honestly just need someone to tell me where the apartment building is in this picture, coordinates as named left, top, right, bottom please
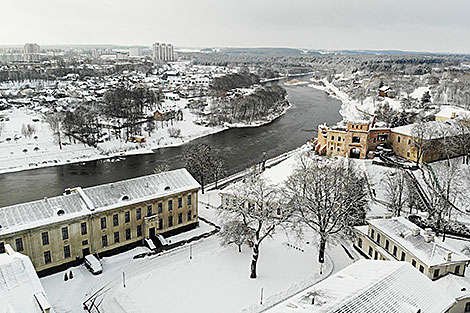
left=152, top=42, right=175, bottom=62
left=0, top=169, right=200, bottom=276
left=353, top=216, right=470, bottom=281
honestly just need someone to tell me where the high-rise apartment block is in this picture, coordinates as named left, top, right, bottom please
left=23, top=43, right=40, bottom=61
left=152, top=42, right=175, bottom=62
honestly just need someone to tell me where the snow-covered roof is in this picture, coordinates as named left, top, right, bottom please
left=369, top=217, right=470, bottom=267
left=81, top=168, right=201, bottom=211
left=434, top=273, right=470, bottom=301
left=0, top=244, right=53, bottom=313
left=0, top=169, right=200, bottom=236
left=271, top=260, right=455, bottom=313
left=391, top=119, right=461, bottom=139
left=0, top=193, right=89, bottom=236
left=379, top=86, right=391, bottom=91
left=435, top=105, right=470, bottom=120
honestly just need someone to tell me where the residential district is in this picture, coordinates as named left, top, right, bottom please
left=2, top=43, right=470, bottom=313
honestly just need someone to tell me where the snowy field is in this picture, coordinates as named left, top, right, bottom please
left=0, top=108, right=101, bottom=173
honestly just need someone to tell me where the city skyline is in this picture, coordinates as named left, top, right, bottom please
left=2, top=0, right=470, bottom=54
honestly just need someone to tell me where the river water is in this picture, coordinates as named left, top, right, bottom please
left=0, top=77, right=342, bottom=207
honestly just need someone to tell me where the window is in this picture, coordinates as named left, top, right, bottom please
left=376, top=233, right=381, bottom=244
left=337, top=148, right=340, bottom=151
left=373, top=138, right=376, bottom=143
left=81, top=222, right=87, bottom=235
left=44, top=251, right=51, bottom=264
left=168, top=215, right=173, bottom=227
left=368, top=247, right=373, bottom=257
left=125, top=211, right=130, bottom=223
left=187, top=210, right=192, bottom=221
left=419, top=265, right=424, bottom=273
left=408, top=139, right=411, bottom=145
left=136, top=208, right=142, bottom=220
left=102, top=235, right=108, bottom=248
left=465, top=302, right=470, bottom=312
left=168, top=200, right=173, bottom=211
left=370, top=229, right=375, bottom=239
left=352, top=136, right=360, bottom=143
left=147, top=205, right=153, bottom=217
left=338, top=137, right=341, bottom=142
left=126, top=228, right=131, bottom=240
left=330, top=147, right=333, bottom=150
left=331, top=135, right=335, bottom=140
left=62, top=226, right=69, bottom=240
left=42, top=232, right=49, bottom=245
left=159, top=218, right=164, bottom=230
left=158, top=202, right=163, bottom=213
left=178, top=197, right=183, bottom=208
left=113, top=214, right=119, bottom=227
left=187, top=195, right=192, bottom=206
left=137, top=225, right=142, bottom=237
left=101, top=217, right=107, bottom=230
left=64, top=245, right=71, bottom=259
left=0, top=242, right=4, bottom=254
left=178, top=213, right=183, bottom=224
left=358, top=238, right=362, bottom=248
left=412, top=259, right=417, bottom=267
left=397, top=136, right=401, bottom=143
left=374, top=251, right=378, bottom=260
left=114, top=231, right=120, bottom=244
left=82, top=240, right=88, bottom=246
left=401, top=251, right=406, bottom=261
left=277, top=207, right=282, bottom=215
left=407, top=152, right=410, bottom=157
left=433, top=268, right=440, bottom=278
left=456, top=265, right=461, bottom=275
left=393, top=246, right=397, bottom=257
left=385, top=240, right=389, bottom=251
left=15, top=238, right=24, bottom=252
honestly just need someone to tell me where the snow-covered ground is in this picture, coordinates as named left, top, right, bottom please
left=40, top=146, right=360, bottom=313
left=0, top=108, right=102, bottom=173
left=0, top=95, right=290, bottom=174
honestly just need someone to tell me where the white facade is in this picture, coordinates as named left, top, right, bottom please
left=152, top=42, right=175, bottom=62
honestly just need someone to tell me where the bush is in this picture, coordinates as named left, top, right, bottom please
left=168, top=127, right=182, bottom=138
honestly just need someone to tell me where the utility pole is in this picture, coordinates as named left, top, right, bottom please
left=260, top=287, right=264, bottom=305
left=190, top=244, right=192, bottom=260
left=123, top=272, right=126, bottom=288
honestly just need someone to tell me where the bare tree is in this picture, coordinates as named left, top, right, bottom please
left=45, top=113, right=63, bottom=149
left=285, top=154, right=368, bottom=264
left=218, top=219, right=251, bottom=253
left=218, top=172, right=291, bottom=278
left=383, top=169, right=408, bottom=217
left=411, top=121, right=434, bottom=164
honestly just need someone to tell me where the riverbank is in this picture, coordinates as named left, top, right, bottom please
left=0, top=96, right=292, bottom=175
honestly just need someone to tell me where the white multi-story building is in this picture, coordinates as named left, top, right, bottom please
left=152, top=42, right=175, bottom=62
left=129, top=47, right=141, bottom=57
left=24, top=43, right=40, bottom=61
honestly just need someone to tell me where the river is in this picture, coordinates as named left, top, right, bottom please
left=0, top=76, right=342, bottom=207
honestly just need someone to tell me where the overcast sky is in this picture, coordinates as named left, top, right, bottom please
left=2, top=0, right=469, bottom=53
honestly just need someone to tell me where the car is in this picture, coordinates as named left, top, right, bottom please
left=84, top=254, right=102, bottom=275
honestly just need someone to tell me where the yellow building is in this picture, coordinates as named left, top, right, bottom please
left=0, top=168, right=200, bottom=276
left=353, top=216, right=470, bottom=281
left=315, top=121, right=391, bottom=159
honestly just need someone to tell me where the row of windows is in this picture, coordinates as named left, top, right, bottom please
left=43, top=245, right=71, bottom=265
left=102, top=225, right=142, bottom=247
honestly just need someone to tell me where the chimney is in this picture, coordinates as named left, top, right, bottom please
left=424, top=229, right=435, bottom=243
left=383, top=213, right=392, bottom=219
left=412, top=228, right=420, bottom=236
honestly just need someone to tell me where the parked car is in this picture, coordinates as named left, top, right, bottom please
left=84, top=254, right=102, bottom=275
